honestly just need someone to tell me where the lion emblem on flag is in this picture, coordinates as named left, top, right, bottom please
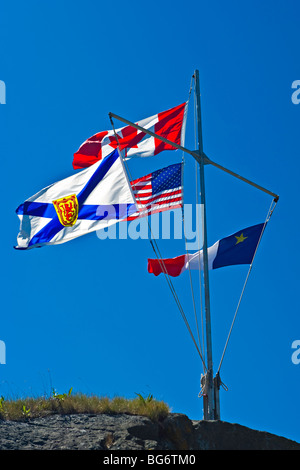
left=52, top=194, right=79, bottom=227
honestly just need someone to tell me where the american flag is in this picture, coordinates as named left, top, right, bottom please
left=128, top=163, right=183, bottom=220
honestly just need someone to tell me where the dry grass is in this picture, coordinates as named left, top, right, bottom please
left=0, top=393, right=170, bottom=422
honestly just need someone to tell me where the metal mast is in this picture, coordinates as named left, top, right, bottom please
left=194, top=70, right=215, bottom=420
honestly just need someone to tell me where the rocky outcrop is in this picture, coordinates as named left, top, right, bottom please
left=0, top=413, right=299, bottom=450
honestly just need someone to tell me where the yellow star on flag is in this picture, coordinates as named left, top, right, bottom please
left=235, top=232, right=248, bottom=245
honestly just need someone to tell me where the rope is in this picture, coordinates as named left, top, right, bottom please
left=198, top=372, right=208, bottom=398
left=180, top=77, right=206, bottom=369
left=217, top=198, right=278, bottom=373
left=182, top=76, right=206, bottom=370
left=149, top=238, right=206, bottom=364
left=182, top=155, right=207, bottom=371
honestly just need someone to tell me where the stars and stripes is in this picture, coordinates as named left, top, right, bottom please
left=128, top=163, right=183, bottom=220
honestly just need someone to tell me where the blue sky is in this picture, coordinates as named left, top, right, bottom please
left=1, top=0, right=300, bottom=443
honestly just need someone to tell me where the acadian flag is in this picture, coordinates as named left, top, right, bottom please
left=15, top=150, right=137, bottom=250
left=148, top=223, right=265, bottom=277
left=73, top=102, right=188, bottom=169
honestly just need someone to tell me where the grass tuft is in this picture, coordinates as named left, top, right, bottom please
left=0, top=393, right=170, bottom=423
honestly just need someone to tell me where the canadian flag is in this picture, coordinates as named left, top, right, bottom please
left=73, top=102, right=187, bottom=170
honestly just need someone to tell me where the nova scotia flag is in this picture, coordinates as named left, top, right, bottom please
left=15, top=150, right=137, bottom=249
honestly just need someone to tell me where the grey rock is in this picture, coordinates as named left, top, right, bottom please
left=0, top=413, right=299, bottom=450
left=193, top=420, right=300, bottom=450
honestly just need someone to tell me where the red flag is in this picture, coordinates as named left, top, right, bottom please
left=148, top=254, right=186, bottom=277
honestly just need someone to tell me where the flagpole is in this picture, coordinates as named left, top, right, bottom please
left=194, top=70, right=215, bottom=420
